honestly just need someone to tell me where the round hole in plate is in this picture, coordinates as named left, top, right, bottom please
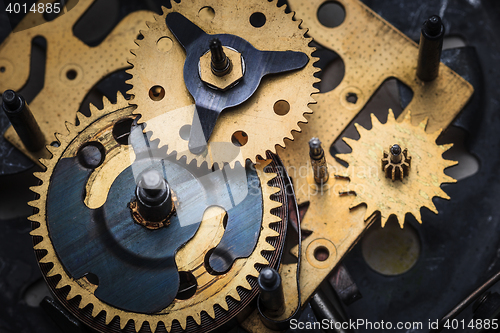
left=157, top=36, right=173, bottom=52
left=84, top=273, right=99, bottom=285
left=179, top=124, right=191, bottom=141
left=137, top=33, right=144, bottom=40
left=314, top=246, right=330, bottom=261
left=50, top=141, right=60, bottom=147
left=274, top=100, right=290, bottom=116
left=66, top=69, right=77, bottom=80
left=175, top=271, right=197, bottom=300
left=0, top=66, right=5, bottom=73
left=346, top=92, right=358, bottom=104
left=77, top=141, right=106, bottom=169
left=231, top=131, right=248, bottom=147
left=317, top=1, right=346, bottom=28
left=112, top=118, right=134, bottom=145
left=361, top=217, right=421, bottom=276
left=199, top=6, right=215, bottom=21
left=149, top=85, right=165, bottom=101
left=250, top=12, right=266, bottom=28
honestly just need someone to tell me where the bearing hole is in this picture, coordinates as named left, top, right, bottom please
left=149, top=85, right=165, bottom=101
left=66, top=69, right=77, bottom=80
left=231, top=131, right=248, bottom=147
left=137, top=33, right=144, bottom=40
left=317, top=1, right=346, bottom=28
left=314, top=246, right=330, bottom=261
left=157, top=36, right=173, bottom=52
left=273, top=100, right=290, bottom=116
left=77, top=141, right=105, bottom=169
left=84, top=273, right=99, bottom=285
left=0, top=66, right=5, bottom=73
left=50, top=141, right=60, bottom=147
left=179, top=124, right=191, bottom=141
left=199, top=6, right=215, bottom=21
left=346, top=92, right=358, bottom=104
left=112, top=118, right=134, bottom=145
left=175, top=271, right=197, bottom=300
left=250, top=12, right=266, bottom=28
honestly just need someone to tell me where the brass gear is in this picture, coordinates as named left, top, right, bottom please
left=336, top=109, right=458, bottom=227
left=127, top=0, right=318, bottom=168
left=28, top=93, right=285, bottom=332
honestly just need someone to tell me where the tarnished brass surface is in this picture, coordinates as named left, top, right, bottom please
left=0, top=0, right=153, bottom=164
left=243, top=0, right=474, bottom=331
left=199, top=46, right=243, bottom=91
left=29, top=93, right=284, bottom=332
left=128, top=0, right=318, bottom=167
left=337, top=110, right=457, bottom=227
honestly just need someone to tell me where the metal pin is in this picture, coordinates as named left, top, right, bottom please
left=135, top=169, right=173, bottom=222
left=309, top=137, right=329, bottom=184
left=417, top=15, right=445, bottom=82
left=390, top=144, right=402, bottom=164
left=2, top=89, right=45, bottom=152
left=258, top=267, right=285, bottom=317
left=210, top=38, right=232, bottom=76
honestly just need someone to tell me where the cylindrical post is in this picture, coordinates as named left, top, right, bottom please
left=210, top=38, right=232, bottom=76
left=2, top=89, right=45, bottom=152
left=258, top=267, right=285, bottom=317
left=135, top=169, right=173, bottom=222
left=417, top=15, right=445, bottom=82
left=309, top=137, right=329, bottom=184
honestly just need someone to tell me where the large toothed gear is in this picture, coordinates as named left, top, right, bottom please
left=127, top=0, right=318, bottom=168
left=28, top=93, right=287, bottom=333
left=336, top=109, right=458, bottom=227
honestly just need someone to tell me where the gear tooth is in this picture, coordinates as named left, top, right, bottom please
left=414, top=210, right=423, bottom=224
left=149, top=320, right=160, bottom=333
left=66, top=287, right=79, bottom=301
left=102, top=95, right=111, bottom=108
left=220, top=298, right=229, bottom=311
left=380, top=215, right=388, bottom=227
left=440, top=143, right=454, bottom=153
left=335, top=153, right=350, bottom=165
left=397, top=217, right=405, bottom=228
left=105, top=313, right=115, bottom=326
left=191, top=312, right=202, bottom=326
left=387, top=108, right=396, bottom=122
left=445, top=159, right=458, bottom=168
left=89, top=103, right=100, bottom=116
left=438, top=188, right=451, bottom=200
left=46, top=267, right=58, bottom=277
left=120, top=318, right=129, bottom=330
left=370, top=113, right=380, bottom=126
left=134, top=319, right=142, bottom=332
left=240, top=278, right=253, bottom=290
left=442, top=174, right=457, bottom=184
left=54, top=278, right=66, bottom=289
left=78, top=297, right=90, bottom=309
left=229, top=289, right=241, bottom=302
left=427, top=200, right=439, bottom=214
left=205, top=306, right=216, bottom=319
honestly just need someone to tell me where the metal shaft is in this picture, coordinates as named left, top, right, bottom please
left=417, top=15, right=445, bottom=82
left=2, top=89, right=45, bottom=152
left=390, top=144, right=402, bottom=164
left=309, top=137, right=329, bottom=184
left=210, top=38, right=232, bottom=76
left=310, top=289, right=354, bottom=333
left=258, top=267, right=285, bottom=317
left=135, top=169, right=172, bottom=222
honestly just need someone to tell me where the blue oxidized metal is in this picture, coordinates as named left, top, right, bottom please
left=46, top=154, right=263, bottom=314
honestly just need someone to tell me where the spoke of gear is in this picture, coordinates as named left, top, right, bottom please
left=335, top=109, right=458, bottom=227
left=127, top=0, right=318, bottom=168
left=28, top=93, right=285, bottom=333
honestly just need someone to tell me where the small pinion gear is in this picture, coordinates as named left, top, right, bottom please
left=381, top=144, right=411, bottom=181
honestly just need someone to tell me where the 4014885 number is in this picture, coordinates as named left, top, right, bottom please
left=5, top=2, right=61, bottom=14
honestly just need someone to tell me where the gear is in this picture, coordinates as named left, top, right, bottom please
left=127, top=0, right=318, bottom=168
left=28, top=93, right=287, bottom=333
left=336, top=109, right=457, bottom=227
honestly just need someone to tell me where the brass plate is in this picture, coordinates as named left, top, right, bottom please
left=0, top=0, right=153, bottom=165
left=244, top=0, right=474, bottom=331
